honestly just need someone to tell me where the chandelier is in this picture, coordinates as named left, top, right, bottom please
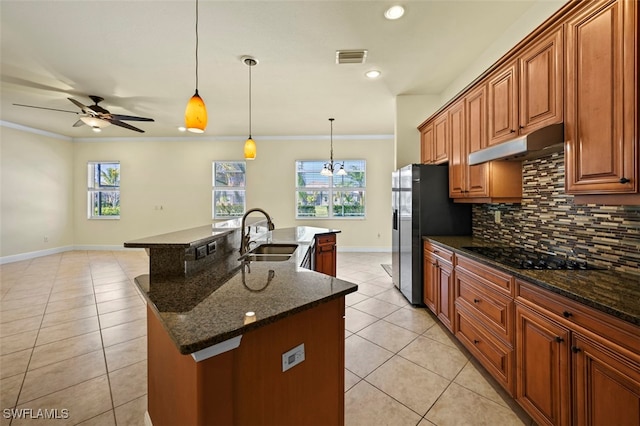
left=320, top=118, right=347, bottom=176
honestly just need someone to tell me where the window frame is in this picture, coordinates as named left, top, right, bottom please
left=295, top=159, right=366, bottom=220
left=212, top=161, right=247, bottom=219
left=87, top=161, right=121, bottom=220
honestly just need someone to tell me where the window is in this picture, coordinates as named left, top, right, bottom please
left=296, top=160, right=366, bottom=219
left=213, top=161, right=246, bottom=218
left=88, top=162, right=120, bottom=219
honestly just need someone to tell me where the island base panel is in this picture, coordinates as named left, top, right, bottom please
left=147, top=297, right=346, bottom=426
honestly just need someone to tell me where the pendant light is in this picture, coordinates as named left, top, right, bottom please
left=184, top=0, right=207, bottom=133
left=243, top=56, right=258, bottom=160
left=321, top=118, right=347, bottom=176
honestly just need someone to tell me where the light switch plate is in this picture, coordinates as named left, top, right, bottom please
left=282, top=343, right=305, bottom=372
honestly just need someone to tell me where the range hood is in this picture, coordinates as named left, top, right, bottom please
left=468, top=123, right=564, bottom=165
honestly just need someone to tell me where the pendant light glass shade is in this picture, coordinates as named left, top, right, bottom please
left=185, top=90, right=207, bottom=133
left=244, top=137, right=256, bottom=160
left=185, top=0, right=207, bottom=133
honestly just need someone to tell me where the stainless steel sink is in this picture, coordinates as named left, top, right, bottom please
left=250, top=244, right=298, bottom=255
left=242, top=254, right=291, bottom=262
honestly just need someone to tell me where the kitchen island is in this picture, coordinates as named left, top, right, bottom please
left=124, top=223, right=356, bottom=426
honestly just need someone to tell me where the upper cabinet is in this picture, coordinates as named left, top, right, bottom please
left=564, top=0, right=638, bottom=198
left=487, top=27, right=563, bottom=147
left=419, top=112, right=449, bottom=165
left=420, top=122, right=434, bottom=164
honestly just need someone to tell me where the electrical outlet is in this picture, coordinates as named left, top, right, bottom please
left=43, top=236, right=49, bottom=243
left=282, top=343, right=305, bottom=372
left=494, top=211, right=501, bottom=224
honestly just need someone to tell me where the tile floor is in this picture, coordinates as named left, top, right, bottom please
left=0, top=250, right=533, bottom=425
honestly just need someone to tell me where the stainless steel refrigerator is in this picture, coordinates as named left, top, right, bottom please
left=392, top=164, right=472, bottom=304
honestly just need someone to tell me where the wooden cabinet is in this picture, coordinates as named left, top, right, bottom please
left=314, top=233, right=336, bottom=277
left=420, top=122, right=434, bottom=164
left=516, top=278, right=640, bottom=426
left=433, top=112, right=449, bottom=164
left=423, top=241, right=455, bottom=332
left=448, top=99, right=466, bottom=195
left=488, top=61, right=519, bottom=146
left=565, top=0, right=638, bottom=198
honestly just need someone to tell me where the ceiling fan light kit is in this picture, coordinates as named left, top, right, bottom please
left=243, top=56, right=258, bottom=160
left=185, top=0, right=207, bottom=133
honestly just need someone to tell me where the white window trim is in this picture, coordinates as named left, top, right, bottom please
left=212, top=161, right=247, bottom=219
left=87, top=161, right=121, bottom=220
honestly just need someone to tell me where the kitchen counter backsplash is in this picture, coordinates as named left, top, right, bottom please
left=472, top=152, right=640, bottom=276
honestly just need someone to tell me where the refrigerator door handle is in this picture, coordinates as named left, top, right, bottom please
left=392, top=209, right=398, bottom=230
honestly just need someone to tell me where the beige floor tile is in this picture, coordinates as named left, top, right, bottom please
left=94, top=287, right=139, bottom=304
left=345, top=369, right=360, bottom=392
left=2, top=287, right=51, bottom=302
left=0, top=304, right=46, bottom=324
left=0, top=372, right=24, bottom=409
left=357, top=320, right=419, bottom=353
left=422, top=322, right=461, bottom=349
left=13, top=375, right=112, bottom=426
left=383, top=307, right=437, bottom=334
left=398, top=336, right=468, bottom=380
left=36, top=316, right=100, bottom=346
left=93, top=281, right=133, bottom=294
left=104, top=336, right=146, bottom=372
left=29, top=331, right=103, bottom=370
left=45, top=295, right=96, bottom=314
left=350, top=282, right=387, bottom=297
left=0, top=349, right=31, bottom=379
left=76, top=410, right=116, bottom=426
left=0, top=294, right=50, bottom=310
left=48, top=287, right=94, bottom=303
left=417, top=419, right=437, bottom=426
left=18, top=349, right=106, bottom=404
left=352, top=298, right=401, bottom=318
left=99, top=306, right=146, bottom=329
left=425, top=382, right=530, bottom=426
left=108, top=360, right=147, bottom=407
left=373, top=288, right=410, bottom=307
left=345, top=381, right=422, bottom=426
left=0, top=315, right=42, bottom=338
left=345, top=307, right=379, bottom=333
left=41, top=304, right=97, bottom=328
left=97, top=296, right=143, bottom=315
left=366, top=355, right=450, bottom=415
left=51, top=279, right=93, bottom=293
left=101, top=318, right=146, bottom=348
left=345, top=292, right=369, bottom=306
left=91, top=275, right=130, bottom=287
left=364, top=277, right=395, bottom=288
left=345, top=334, right=393, bottom=378
left=114, top=394, right=147, bottom=425
left=0, top=330, right=38, bottom=356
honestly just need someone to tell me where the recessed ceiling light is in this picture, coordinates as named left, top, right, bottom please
left=384, top=5, right=405, bottom=20
left=366, top=70, right=382, bottom=79
left=178, top=126, right=187, bottom=132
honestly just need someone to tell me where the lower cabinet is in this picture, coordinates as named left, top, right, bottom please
left=423, top=242, right=455, bottom=332
left=314, top=233, right=336, bottom=277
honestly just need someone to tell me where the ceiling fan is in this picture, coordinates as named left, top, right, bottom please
left=13, top=95, right=154, bottom=133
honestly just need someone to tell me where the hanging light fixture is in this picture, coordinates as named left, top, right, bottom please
left=184, top=0, right=207, bottom=133
left=321, top=118, right=347, bottom=177
left=242, top=56, right=258, bottom=160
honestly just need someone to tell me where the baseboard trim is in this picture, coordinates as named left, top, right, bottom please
left=0, top=245, right=144, bottom=265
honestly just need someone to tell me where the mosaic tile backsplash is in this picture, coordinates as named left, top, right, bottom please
left=472, top=152, right=640, bottom=275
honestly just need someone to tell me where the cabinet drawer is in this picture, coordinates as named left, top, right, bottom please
left=456, top=270, right=514, bottom=344
left=456, top=306, right=515, bottom=395
left=456, top=255, right=514, bottom=296
left=316, top=234, right=336, bottom=245
left=516, top=279, right=640, bottom=356
left=424, top=241, right=454, bottom=263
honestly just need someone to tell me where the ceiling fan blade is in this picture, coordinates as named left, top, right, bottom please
left=105, top=118, right=145, bottom=133
left=67, top=97, right=91, bottom=114
left=111, top=114, right=154, bottom=122
left=13, top=103, right=78, bottom=114
left=72, top=119, right=85, bottom=127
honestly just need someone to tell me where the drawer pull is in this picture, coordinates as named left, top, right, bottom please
left=572, top=346, right=581, bottom=353
left=619, top=177, right=630, bottom=184
left=473, top=339, right=480, bottom=344
left=555, top=336, right=564, bottom=343
left=562, top=311, right=573, bottom=318
left=433, top=250, right=439, bottom=254
left=473, top=298, right=480, bottom=304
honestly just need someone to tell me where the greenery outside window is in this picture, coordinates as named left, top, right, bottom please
left=88, top=162, right=120, bottom=219
left=213, top=161, right=246, bottom=218
left=296, top=160, right=366, bottom=219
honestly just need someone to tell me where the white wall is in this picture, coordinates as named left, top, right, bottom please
left=72, top=136, right=394, bottom=251
left=394, top=95, right=441, bottom=169
left=0, top=126, right=74, bottom=258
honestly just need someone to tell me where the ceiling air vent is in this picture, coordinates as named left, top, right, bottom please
left=335, top=50, right=368, bottom=64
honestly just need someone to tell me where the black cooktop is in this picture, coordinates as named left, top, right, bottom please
left=461, top=246, right=602, bottom=270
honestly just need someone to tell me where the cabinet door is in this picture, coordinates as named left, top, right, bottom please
left=488, top=61, right=518, bottom=146
left=423, top=250, right=438, bottom=314
left=519, top=27, right=563, bottom=133
left=314, top=234, right=336, bottom=277
left=433, top=113, right=449, bottom=164
left=448, top=99, right=466, bottom=198
left=515, top=304, right=571, bottom=426
left=465, top=85, right=490, bottom=197
left=420, top=123, right=434, bottom=164
left=436, top=261, right=454, bottom=333
left=565, top=0, right=637, bottom=194
left=572, top=334, right=640, bottom=426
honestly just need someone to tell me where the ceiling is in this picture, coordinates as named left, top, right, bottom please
left=1, top=0, right=552, bottom=139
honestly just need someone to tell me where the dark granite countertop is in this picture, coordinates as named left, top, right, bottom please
left=424, top=236, right=640, bottom=326
left=135, top=226, right=355, bottom=355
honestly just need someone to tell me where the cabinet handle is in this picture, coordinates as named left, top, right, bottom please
left=519, top=125, right=524, bottom=129
left=510, top=129, right=516, bottom=133
left=433, top=250, right=439, bottom=254
left=555, top=336, right=564, bottom=343
left=473, top=298, right=480, bottom=304
left=473, top=339, right=480, bottom=344
left=571, top=346, right=581, bottom=353
left=562, top=311, right=573, bottom=318
left=619, top=177, right=630, bottom=184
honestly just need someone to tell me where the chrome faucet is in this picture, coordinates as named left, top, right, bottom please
left=239, top=208, right=275, bottom=255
